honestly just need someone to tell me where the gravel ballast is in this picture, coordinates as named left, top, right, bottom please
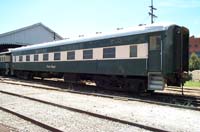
left=0, top=82, right=200, bottom=131
left=0, top=109, right=48, bottom=132
left=0, top=92, right=148, bottom=132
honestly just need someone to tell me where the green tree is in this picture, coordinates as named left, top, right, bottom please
left=189, top=52, right=200, bottom=71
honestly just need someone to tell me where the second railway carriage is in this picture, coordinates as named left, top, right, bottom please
left=0, top=51, right=12, bottom=75
left=10, top=23, right=189, bottom=92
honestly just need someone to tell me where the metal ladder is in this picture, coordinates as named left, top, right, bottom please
left=148, top=72, right=165, bottom=90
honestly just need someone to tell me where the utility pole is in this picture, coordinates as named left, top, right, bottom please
left=149, top=0, right=157, bottom=24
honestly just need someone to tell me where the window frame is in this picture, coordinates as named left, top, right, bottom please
left=130, top=45, right=137, bottom=57
left=83, top=49, right=93, bottom=59
left=43, top=53, right=49, bottom=61
left=54, top=52, right=61, bottom=61
left=149, top=35, right=161, bottom=51
left=19, top=56, right=23, bottom=62
left=67, top=51, right=75, bottom=60
left=103, top=47, right=116, bottom=59
left=26, top=55, right=30, bottom=62
left=34, top=54, right=39, bottom=61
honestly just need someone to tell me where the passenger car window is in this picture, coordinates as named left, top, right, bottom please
left=26, top=55, right=30, bottom=61
left=34, top=54, right=38, bottom=61
left=130, top=45, right=137, bottom=57
left=54, top=52, right=61, bottom=60
left=83, top=50, right=93, bottom=59
left=103, top=47, right=115, bottom=58
left=43, top=54, right=49, bottom=61
left=67, top=51, right=75, bottom=60
left=19, top=56, right=23, bottom=62
left=149, top=36, right=161, bottom=51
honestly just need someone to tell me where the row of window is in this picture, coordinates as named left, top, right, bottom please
left=0, top=56, right=5, bottom=62
left=17, top=45, right=138, bottom=62
left=0, top=56, right=10, bottom=62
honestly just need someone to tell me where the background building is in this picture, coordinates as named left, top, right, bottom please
left=0, top=23, right=63, bottom=52
left=189, top=36, right=200, bottom=57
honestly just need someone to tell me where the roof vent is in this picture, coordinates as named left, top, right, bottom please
left=78, top=35, right=84, bottom=37
left=116, top=28, right=123, bottom=30
left=138, top=24, right=146, bottom=26
left=96, top=32, right=102, bottom=34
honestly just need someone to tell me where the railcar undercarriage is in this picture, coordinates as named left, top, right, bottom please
left=13, top=70, right=148, bottom=92
left=64, top=73, right=148, bottom=92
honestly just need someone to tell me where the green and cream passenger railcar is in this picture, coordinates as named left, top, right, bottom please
left=10, top=23, right=189, bottom=92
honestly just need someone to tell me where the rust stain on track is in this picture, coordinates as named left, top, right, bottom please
left=0, top=123, right=18, bottom=132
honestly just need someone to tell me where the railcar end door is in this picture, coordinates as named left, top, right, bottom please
left=148, top=35, right=162, bottom=72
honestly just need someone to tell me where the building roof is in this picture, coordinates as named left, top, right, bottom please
left=0, top=23, right=63, bottom=40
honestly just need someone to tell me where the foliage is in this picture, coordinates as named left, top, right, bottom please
left=189, top=52, right=200, bottom=71
left=184, top=81, right=200, bottom=88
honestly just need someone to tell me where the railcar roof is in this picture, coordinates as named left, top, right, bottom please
left=0, top=51, right=11, bottom=55
left=11, top=23, right=175, bottom=52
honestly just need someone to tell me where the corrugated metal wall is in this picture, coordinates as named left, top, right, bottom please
left=0, top=25, right=61, bottom=45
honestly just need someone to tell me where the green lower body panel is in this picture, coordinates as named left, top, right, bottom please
left=0, top=63, right=6, bottom=69
left=13, top=59, right=147, bottom=76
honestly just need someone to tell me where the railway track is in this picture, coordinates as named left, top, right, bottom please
left=166, top=86, right=200, bottom=92
left=0, top=106, right=63, bottom=132
left=1, top=76, right=200, bottom=111
left=163, top=86, right=200, bottom=95
left=0, top=90, right=168, bottom=132
left=152, top=92, right=200, bottom=108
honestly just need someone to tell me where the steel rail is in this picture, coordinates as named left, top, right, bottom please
left=0, top=90, right=169, bottom=132
left=0, top=106, right=62, bottom=132
left=1, top=79, right=200, bottom=111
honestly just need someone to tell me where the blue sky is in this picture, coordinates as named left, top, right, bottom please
left=0, top=0, right=200, bottom=38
